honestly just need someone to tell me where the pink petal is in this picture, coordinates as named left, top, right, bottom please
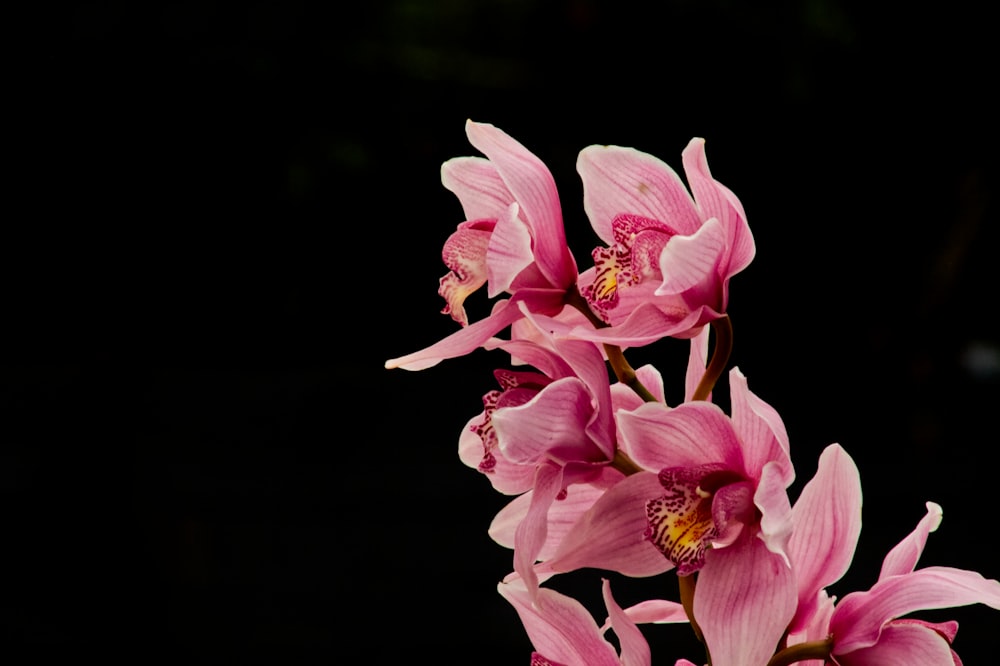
left=684, top=326, right=710, bottom=403
left=492, top=377, right=606, bottom=464
left=567, top=299, right=713, bottom=348
left=836, top=620, right=957, bottom=666
left=878, top=501, right=943, bottom=581
left=384, top=288, right=565, bottom=370
left=786, top=443, right=862, bottom=633
left=537, top=471, right=672, bottom=578
left=602, top=578, right=652, bottom=666
left=489, top=478, right=616, bottom=561
left=620, top=599, right=689, bottom=625
left=577, top=144, right=702, bottom=243
left=617, top=401, right=743, bottom=473
left=753, top=460, right=793, bottom=561
left=654, top=217, right=727, bottom=297
left=486, top=201, right=535, bottom=296
left=830, top=566, right=1000, bottom=653
left=499, top=578, right=622, bottom=666
left=513, top=462, right=565, bottom=595
left=459, top=414, right=535, bottom=495
left=465, top=120, right=575, bottom=289
left=727, top=366, right=792, bottom=485
left=680, top=138, right=755, bottom=277
left=516, top=315, right=616, bottom=448
left=694, top=534, right=797, bottom=666
left=439, top=220, right=493, bottom=325
left=441, top=155, right=514, bottom=221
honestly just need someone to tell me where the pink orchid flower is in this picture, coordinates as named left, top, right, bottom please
left=457, top=312, right=623, bottom=592
left=385, top=120, right=577, bottom=371
left=499, top=577, right=652, bottom=666
left=785, top=448, right=1000, bottom=665
left=618, top=366, right=795, bottom=573
left=570, top=138, right=754, bottom=347
left=615, top=366, right=798, bottom=666
left=827, top=502, right=1000, bottom=664
left=485, top=329, right=714, bottom=587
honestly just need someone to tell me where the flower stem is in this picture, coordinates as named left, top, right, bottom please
left=603, top=344, right=658, bottom=403
left=679, top=573, right=710, bottom=664
left=691, top=316, right=733, bottom=402
left=611, top=448, right=643, bottom=476
left=563, top=285, right=657, bottom=403
left=765, top=637, right=834, bottom=666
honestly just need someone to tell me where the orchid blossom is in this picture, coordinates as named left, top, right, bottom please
left=385, top=120, right=577, bottom=371
left=776, top=448, right=1000, bottom=666
left=619, top=366, right=794, bottom=574
left=485, top=328, right=714, bottom=588
left=827, top=502, right=1000, bottom=664
left=617, top=366, right=797, bottom=665
left=571, top=138, right=754, bottom=347
left=457, top=310, right=632, bottom=593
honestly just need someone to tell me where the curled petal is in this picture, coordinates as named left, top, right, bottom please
left=754, top=461, right=793, bottom=563
left=728, top=366, right=792, bottom=486
left=878, top=501, right=943, bottom=580
left=459, top=413, right=535, bottom=495
left=830, top=566, right=1000, bottom=654
left=603, top=578, right=652, bottom=666
left=654, top=217, right=726, bottom=297
left=439, top=220, right=493, bottom=325
left=620, top=599, right=689, bottom=625
left=493, top=377, right=610, bottom=464
left=680, top=137, right=755, bottom=277
left=499, top=578, right=622, bottom=666
left=835, top=619, right=958, bottom=666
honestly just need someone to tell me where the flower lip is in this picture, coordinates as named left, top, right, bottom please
left=645, top=464, right=750, bottom=575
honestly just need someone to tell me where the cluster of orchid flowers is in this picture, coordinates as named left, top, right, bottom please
left=385, top=120, right=1000, bottom=665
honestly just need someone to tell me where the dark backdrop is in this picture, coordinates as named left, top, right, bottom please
left=7, top=1, right=999, bottom=664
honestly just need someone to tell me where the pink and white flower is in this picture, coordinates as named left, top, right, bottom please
left=617, top=367, right=797, bottom=665
left=385, top=120, right=577, bottom=371
left=785, top=447, right=1000, bottom=665
left=571, top=138, right=754, bottom=347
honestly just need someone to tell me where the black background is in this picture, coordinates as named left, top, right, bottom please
left=7, top=1, right=999, bottom=663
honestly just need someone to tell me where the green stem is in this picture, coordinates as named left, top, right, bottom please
left=691, top=316, right=733, bottom=402
left=765, top=637, right=834, bottom=666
